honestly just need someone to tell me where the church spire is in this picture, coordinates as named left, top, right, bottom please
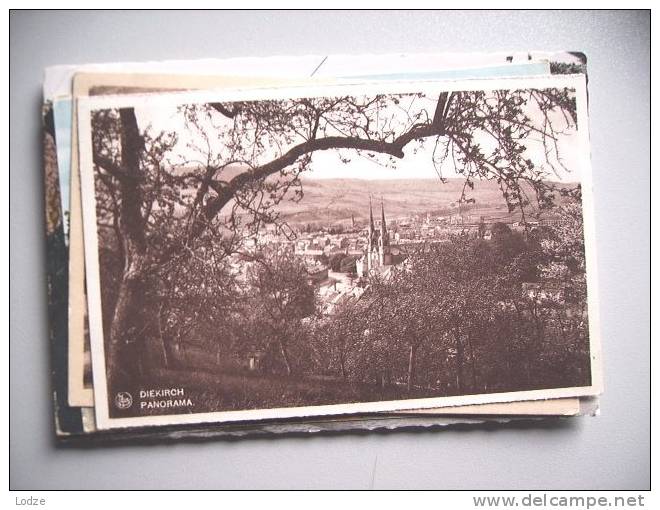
left=369, top=194, right=375, bottom=232
left=366, top=195, right=376, bottom=274
left=377, top=197, right=388, bottom=265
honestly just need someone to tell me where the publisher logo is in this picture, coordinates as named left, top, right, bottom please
left=114, top=392, right=133, bottom=410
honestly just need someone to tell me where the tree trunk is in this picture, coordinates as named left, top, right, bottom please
left=156, top=302, right=169, bottom=369
left=106, top=108, right=149, bottom=393
left=407, top=343, right=417, bottom=393
left=277, top=337, right=293, bottom=376
left=339, top=344, right=347, bottom=381
left=107, top=261, right=146, bottom=392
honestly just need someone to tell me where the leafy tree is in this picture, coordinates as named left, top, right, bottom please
left=91, top=87, right=578, bottom=389
left=245, top=248, right=317, bottom=376
left=314, top=302, right=364, bottom=380
left=328, top=253, right=344, bottom=272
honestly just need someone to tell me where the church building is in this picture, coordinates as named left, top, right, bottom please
left=356, top=197, right=395, bottom=277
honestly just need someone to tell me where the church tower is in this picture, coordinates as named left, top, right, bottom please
left=358, top=195, right=392, bottom=277
left=367, top=195, right=376, bottom=273
left=378, top=198, right=390, bottom=265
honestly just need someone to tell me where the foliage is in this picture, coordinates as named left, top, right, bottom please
left=243, top=248, right=317, bottom=375
left=283, top=201, right=590, bottom=395
left=90, top=86, right=583, bottom=394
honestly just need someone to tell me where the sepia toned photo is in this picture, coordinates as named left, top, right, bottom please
left=62, top=62, right=584, bottom=417
left=78, top=76, right=601, bottom=429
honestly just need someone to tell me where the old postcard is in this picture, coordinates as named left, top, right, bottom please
left=45, top=98, right=584, bottom=437
left=77, top=74, right=601, bottom=429
left=63, top=58, right=586, bottom=416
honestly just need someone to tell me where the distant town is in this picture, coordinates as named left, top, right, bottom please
left=227, top=196, right=566, bottom=315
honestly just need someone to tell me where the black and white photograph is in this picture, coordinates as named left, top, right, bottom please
left=78, top=75, right=601, bottom=428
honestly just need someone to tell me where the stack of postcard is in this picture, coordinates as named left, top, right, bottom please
left=42, top=52, right=602, bottom=442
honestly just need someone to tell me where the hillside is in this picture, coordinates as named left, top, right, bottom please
left=272, top=177, right=578, bottom=226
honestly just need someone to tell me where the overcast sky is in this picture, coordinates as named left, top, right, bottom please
left=135, top=88, right=583, bottom=184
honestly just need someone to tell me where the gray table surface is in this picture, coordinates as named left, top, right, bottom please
left=10, top=10, right=650, bottom=490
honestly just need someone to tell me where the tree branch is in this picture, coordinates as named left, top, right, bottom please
left=209, top=102, right=239, bottom=118
left=93, top=153, right=130, bottom=181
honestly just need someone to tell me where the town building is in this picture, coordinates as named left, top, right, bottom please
left=356, top=198, right=396, bottom=277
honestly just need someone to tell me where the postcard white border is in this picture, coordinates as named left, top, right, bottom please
left=77, top=74, right=602, bottom=430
